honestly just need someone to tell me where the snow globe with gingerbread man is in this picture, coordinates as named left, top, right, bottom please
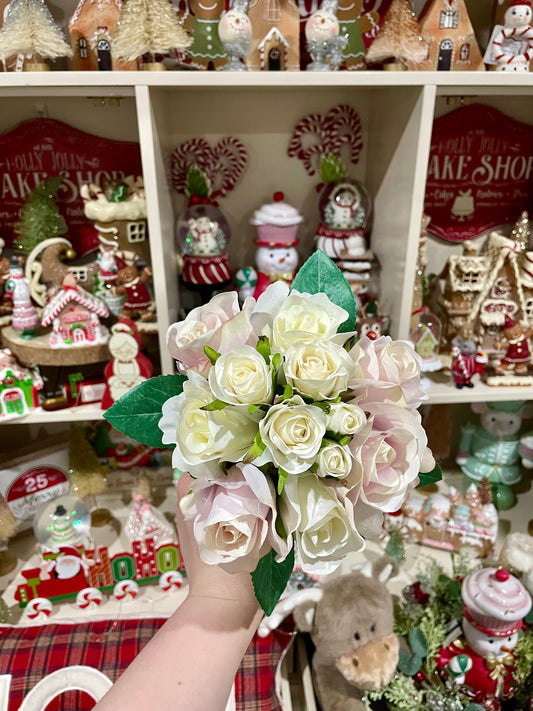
left=438, top=567, right=532, bottom=702
left=250, top=192, right=303, bottom=299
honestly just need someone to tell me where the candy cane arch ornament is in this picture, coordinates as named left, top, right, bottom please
left=491, top=0, right=533, bottom=71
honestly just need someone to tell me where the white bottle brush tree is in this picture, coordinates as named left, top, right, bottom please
left=365, top=0, right=427, bottom=69
left=112, top=0, right=191, bottom=66
left=0, top=0, right=72, bottom=69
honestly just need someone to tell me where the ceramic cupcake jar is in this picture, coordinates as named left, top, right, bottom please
left=250, top=192, right=303, bottom=299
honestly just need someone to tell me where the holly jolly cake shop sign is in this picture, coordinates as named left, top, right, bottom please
left=424, top=104, right=533, bottom=242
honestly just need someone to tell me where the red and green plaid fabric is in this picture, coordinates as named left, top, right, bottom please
left=0, top=617, right=294, bottom=710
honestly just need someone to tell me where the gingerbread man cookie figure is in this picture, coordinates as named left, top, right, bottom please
left=494, top=315, right=533, bottom=376
left=337, top=0, right=379, bottom=70
left=185, top=0, right=228, bottom=70
left=112, top=265, right=155, bottom=322
left=488, top=0, right=533, bottom=72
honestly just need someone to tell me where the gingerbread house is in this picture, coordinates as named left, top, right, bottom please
left=69, top=0, right=138, bottom=71
left=0, top=348, right=43, bottom=418
left=439, top=230, right=533, bottom=361
left=415, top=0, right=485, bottom=71
left=41, top=275, right=109, bottom=349
left=246, top=0, right=300, bottom=71
left=80, top=177, right=149, bottom=266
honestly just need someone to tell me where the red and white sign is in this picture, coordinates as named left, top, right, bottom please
left=6, top=466, right=70, bottom=520
left=425, top=104, right=533, bottom=242
left=0, top=118, right=143, bottom=256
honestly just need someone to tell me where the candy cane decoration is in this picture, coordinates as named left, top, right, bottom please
left=113, top=580, right=139, bottom=602
left=25, top=597, right=53, bottom=621
left=171, top=138, right=212, bottom=194
left=159, top=571, right=185, bottom=592
left=76, top=587, right=103, bottom=610
left=492, top=24, right=533, bottom=66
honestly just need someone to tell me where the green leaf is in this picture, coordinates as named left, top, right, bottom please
left=202, top=399, right=229, bottom=411
left=397, top=649, right=422, bottom=677
left=256, top=335, right=271, bottom=364
left=279, top=383, right=293, bottom=401
left=204, top=345, right=220, bottom=365
left=104, top=374, right=186, bottom=447
left=417, top=462, right=442, bottom=488
left=320, top=153, right=346, bottom=185
left=252, top=547, right=295, bottom=616
left=277, top=468, right=288, bottom=495
left=409, top=628, right=428, bottom=658
left=244, top=430, right=266, bottom=463
left=291, top=251, right=356, bottom=333
left=185, top=164, right=210, bottom=198
left=324, top=429, right=350, bottom=446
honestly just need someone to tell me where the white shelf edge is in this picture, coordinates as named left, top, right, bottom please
left=0, top=403, right=105, bottom=425
left=2, top=70, right=533, bottom=90
left=423, top=376, right=533, bottom=405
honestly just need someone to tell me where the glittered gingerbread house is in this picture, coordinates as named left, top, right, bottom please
left=246, top=0, right=300, bottom=70
left=415, top=0, right=485, bottom=71
left=69, top=0, right=139, bottom=71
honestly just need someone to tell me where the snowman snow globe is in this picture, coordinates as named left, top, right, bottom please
left=250, top=192, right=303, bottom=299
left=438, top=567, right=531, bottom=699
left=316, top=175, right=371, bottom=259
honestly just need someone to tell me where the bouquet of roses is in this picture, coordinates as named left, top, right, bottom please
left=106, top=251, right=438, bottom=614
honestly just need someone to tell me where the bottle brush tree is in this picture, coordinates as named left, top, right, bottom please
left=365, top=0, right=427, bottom=69
left=14, top=176, right=64, bottom=256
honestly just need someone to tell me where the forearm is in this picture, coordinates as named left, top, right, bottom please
left=93, top=593, right=262, bottom=711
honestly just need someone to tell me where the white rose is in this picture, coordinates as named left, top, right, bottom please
left=252, top=285, right=350, bottom=352
left=180, top=462, right=289, bottom=573
left=209, top=345, right=274, bottom=406
left=283, top=341, right=355, bottom=400
left=256, top=395, right=327, bottom=474
left=279, top=473, right=364, bottom=574
left=326, top=402, right=366, bottom=435
left=316, top=443, right=352, bottom=479
left=159, top=371, right=261, bottom=478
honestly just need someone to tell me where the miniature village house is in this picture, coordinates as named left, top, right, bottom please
left=80, top=178, right=149, bottom=265
left=438, top=228, right=533, bottom=361
left=69, top=0, right=138, bottom=71
left=246, top=0, right=300, bottom=70
left=0, top=349, right=43, bottom=418
left=415, top=0, right=485, bottom=71
left=41, top=274, right=109, bottom=349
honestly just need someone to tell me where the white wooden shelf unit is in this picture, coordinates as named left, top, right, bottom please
left=1, top=71, right=533, bottom=429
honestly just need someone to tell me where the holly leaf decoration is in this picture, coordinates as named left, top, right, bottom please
left=185, top=164, right=210, bottom=199
left=320, top=153, right=346, bottom=185
left=397, top=648, right=423, bottom=676
left=291, top=250, right=356, bottom=333
left=252, top=547, right=295, bottom=616
left=409, top=628, right=428, bottom=659
left=104, top=374, right=186, bottom=447
left=417, top=462, right=442, bottom=488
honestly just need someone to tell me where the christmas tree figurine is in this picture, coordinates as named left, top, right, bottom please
left=112, top=0, right=192, bottom=70
left=68, top=426, right=111, bottom=527
left=510, top=210, right=531, bottom=251
left=0, top=0, right=73, bottom=71
left=365, top=0, right=427, bottom=70
left=124, top=473, right=176, bottom=547
left=0, top=492, right=17, bottom=576
left=13, top=176, right=63, bottom=257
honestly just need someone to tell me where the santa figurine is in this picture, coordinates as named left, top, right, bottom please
left=3, top=257, right=40, bottom=339
left=250, top=192, right=303, bottom=299
left=487, top=0, right=533, bottom=72
left=101, top=319, right=153, bottom=409
left=438, top=567, right=531, bottom=700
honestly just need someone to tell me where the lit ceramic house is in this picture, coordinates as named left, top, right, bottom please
left=415, top=0, right=485, bottom=71
left=69, top=0, right=138, bottom=71
left=80, top=177, right=150, bottom=266
left=246, top=0, right=300, bottom=70
left=0, top=348, right=43, bottom=418
left=41, top=274, right=109, bottom=349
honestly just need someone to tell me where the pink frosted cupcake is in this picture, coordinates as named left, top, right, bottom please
left=251, top=192, right=303, bottom=246
left=461, top=567, right=531, bottom=636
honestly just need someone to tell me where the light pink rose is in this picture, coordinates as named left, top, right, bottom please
left=348, top=335, right=426, bottom=409
left=179, top=462, right=289, bottom=573
left=167, top=292, right=256, bottom=375
left=347, top=402, right=428, bottom=513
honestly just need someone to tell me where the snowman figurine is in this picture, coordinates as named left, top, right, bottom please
left=218, top=0, right=252, bottom=71
left=250, top=192, right=303, bottom=299
left=486, top=0, right=533, bottom=72
left=438, top=567, right=531, bottom=699
left=305, top=0, right=347, bottom=71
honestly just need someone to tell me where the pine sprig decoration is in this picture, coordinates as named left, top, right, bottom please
left=14, top=175, right=63, bottom=255
left=513, top=627, right=533, bottom=684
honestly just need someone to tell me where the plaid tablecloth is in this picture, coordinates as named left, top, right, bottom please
left=0, top=617, right=294, bottom=711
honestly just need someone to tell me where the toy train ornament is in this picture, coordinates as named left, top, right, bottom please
left=15, top=536, right=185, bottom=609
